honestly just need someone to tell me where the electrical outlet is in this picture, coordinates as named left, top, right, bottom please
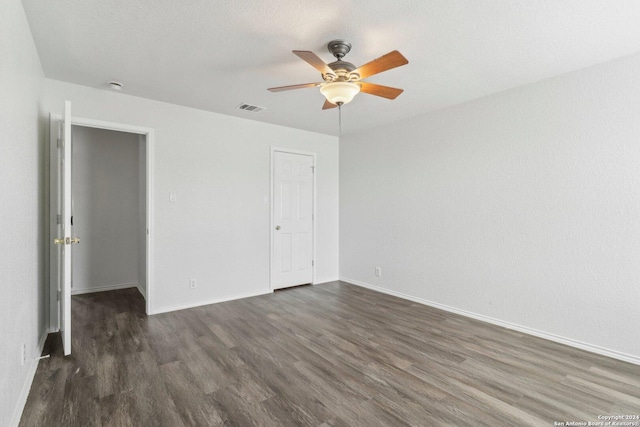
left=21, top=343, right=26, bottom=366
left=375, top=267, right=382, bottom=277
left=189, top=278, right=197, bottom=289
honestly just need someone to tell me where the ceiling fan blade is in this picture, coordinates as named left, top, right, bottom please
left=322, top=99, right=337, bottom=110
left=353, top=50, right=408, bottom=79
left=267, top=82, right=322, bottom=92
left=293, top=51, right=334, bottom=75
left=359, top=82, right=404, bottom=100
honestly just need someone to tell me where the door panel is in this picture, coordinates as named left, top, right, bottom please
left=53, top=101, right=73, bottom=356
left=49, top=115, right=61, bottom=331
left=272, top=151, right=314, bottom=289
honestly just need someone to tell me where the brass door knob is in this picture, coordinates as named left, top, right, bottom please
left=54, top=237, right=81, bottom=245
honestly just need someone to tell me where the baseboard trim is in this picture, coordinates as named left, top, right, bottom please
left=151, top=280, right=339, bottom=315
left=313, top=278, right=340, bottom=286
left=71, top=283, right=137, bottom=295
left=340, top=277, right=640, bottom=366
left=150, top=290, right=273, bottom=315
left=10, top=330, right=49, bottom=427
left=136, top=283, right=147, bottom=300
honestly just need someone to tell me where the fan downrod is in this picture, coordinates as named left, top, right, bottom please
left=327, top=40, right=352, bottom=60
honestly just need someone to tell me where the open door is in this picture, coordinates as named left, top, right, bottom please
left=52, top=101, right=78, bottom=356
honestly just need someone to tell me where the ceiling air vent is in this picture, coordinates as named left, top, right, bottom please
left=237, top=103, right=265, bottom=113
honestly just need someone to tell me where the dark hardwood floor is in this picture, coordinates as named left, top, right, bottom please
left=20, top=282, right=640, bottom=426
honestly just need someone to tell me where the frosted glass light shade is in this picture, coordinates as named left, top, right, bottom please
left=320, top=82, right=361, bottom=105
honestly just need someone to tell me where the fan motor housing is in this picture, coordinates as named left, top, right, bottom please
left=325, top=40, right=359, bottom=81
left=329, top=60, right=356, bottom=74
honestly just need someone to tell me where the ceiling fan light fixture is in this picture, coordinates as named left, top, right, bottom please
left=320, top=81, right=360, bottom=106
left=267, top=41, right=408, bottom=111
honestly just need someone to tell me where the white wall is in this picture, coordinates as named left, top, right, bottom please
left=43, top=80, right=340, bottom=313
left=71, top=126, right=141, bottom=294
left=340, top=52, right=640, bottom=362
left=0, top=0, right=47, bottom=424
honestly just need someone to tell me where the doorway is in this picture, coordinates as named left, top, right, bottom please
left=70, top=126, right=146, bottom=298
left=48, top=113, right=154, bottom=342
left=270, top=148, right=316, bottom=290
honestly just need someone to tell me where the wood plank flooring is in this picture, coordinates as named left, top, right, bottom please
left=20, top=281, right=640, bottom=426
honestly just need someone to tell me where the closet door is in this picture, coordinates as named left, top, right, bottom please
left=271, top=150, right=314, bottom=290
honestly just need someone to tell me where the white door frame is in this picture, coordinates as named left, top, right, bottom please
left=49, top=114, right=155, bottom=322
left=269, top=147, right=317, bottom=291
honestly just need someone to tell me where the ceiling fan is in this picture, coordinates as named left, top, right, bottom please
left=268, top=40, right=408, bottom=110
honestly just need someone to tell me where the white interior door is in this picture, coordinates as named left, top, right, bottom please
left=271, top=150, right=314, bottom=290
left=54, top=101, right=76, bottom=356
left=48, top=114, right=60, bottom=334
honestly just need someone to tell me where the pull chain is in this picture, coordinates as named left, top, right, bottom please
left=338, top=104, right=342, bottom=135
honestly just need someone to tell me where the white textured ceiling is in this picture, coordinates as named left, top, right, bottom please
left=22, top=0, right=640, bottom=136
